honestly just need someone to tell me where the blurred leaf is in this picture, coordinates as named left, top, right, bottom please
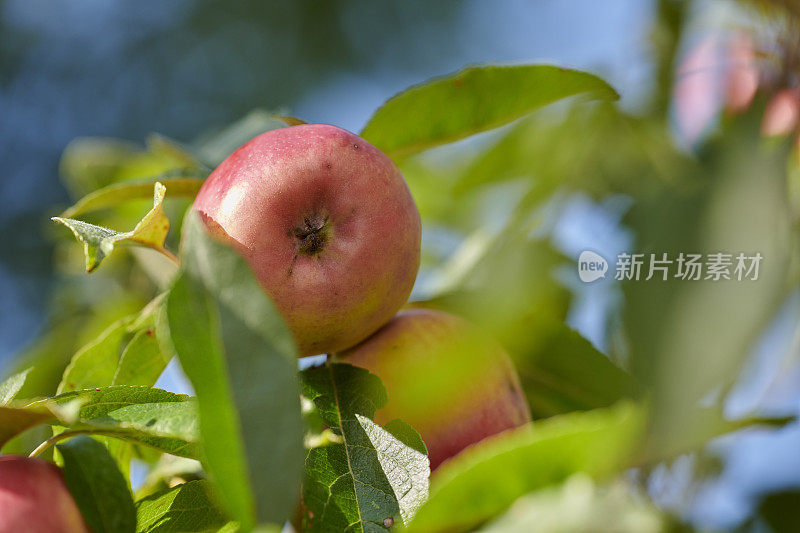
left=752, top=489, right=800, bottom=533
left=623, top=104, right=794, bottom=447
left=60, top=139, right=147, bottom=196
left=510, top=318, right=643, bottom=418
left=423, top=236, right=571, bottom=337
left=0, top=404, right=53, bottom=449
left=60, top=175, right=206, bottom=219
left=0, top=367, right=32, bottom=405
left=361, top=64, right=618, bottom=157
left=7, top=316, right=86, bottom=401
left=145, top=134, right=203, bottom=170
left=406, top=402, right=644, bottom=533
left=479, top=474, right=666, bottom=533
left=454, top=103, right=688, bottom=200
left=301, top=363, right=430, bottom=531
left=60, top=137, right=201, bottom=198
left=194, top=110, right=298, bottom=167
left=166, top=213, right=303, bottom=530
left=135, top=480, right=232, bottom=533
left=52, top=182, right=174, bottom=272
left=58, top=435, right=136, bottom=533
left=642, top=405, right=795, bottom=461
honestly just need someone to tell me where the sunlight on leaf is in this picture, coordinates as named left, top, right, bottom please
left=361, top=64, right=618, bottom=157
left=301, top=363, right=430, bottom=531
left=53, top=182, right=175, bottom=272
left=0, top=368, right=33, bottom=405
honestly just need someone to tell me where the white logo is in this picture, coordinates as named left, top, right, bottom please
left=578, top=250, right=608, bottom=283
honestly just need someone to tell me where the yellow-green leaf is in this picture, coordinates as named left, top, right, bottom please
left=53, top=182, right=175, bottom=272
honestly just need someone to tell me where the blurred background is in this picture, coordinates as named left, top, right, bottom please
left=2, top=0, right=800, bottom=530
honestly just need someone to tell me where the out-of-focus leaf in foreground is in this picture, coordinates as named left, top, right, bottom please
left=135, top=480, right=232, bottom=533
left=479, top=474, right=666, bottom=533
left=361, top=64, right=618, bottom=157
left=511, top=319, right=643, bottom=418
left=301, top=363, right=430, bottom=531
left=623, top=104, right=794, bottom=450
left=480, top=474, right=668, bottom=533
left=58, top=435, right=137, bottom=533
left=53, top=182, right=174, bottom=272
left=166, top=213, right=303, bottom=530
left=406, top=402, right=644, bottom=533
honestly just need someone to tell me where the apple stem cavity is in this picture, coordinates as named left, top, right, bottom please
left=293, top=213, right=330, bottom=256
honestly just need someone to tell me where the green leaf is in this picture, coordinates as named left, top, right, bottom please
left=360, top=64, right=618, bottom=157
left=0, top=404, right=53, bottom=449
left=166, top=213, right=303, bottom=530
left=406, top=402, right=645, bottom=533
left=511, top=319, right=643, bottom=418
left=60, top=136, right=201, bottom=198
left=58, top=295, right=166, bottom=394
left=48, top=386, right=200, bottom=459
left=0, top=368, right=32, bottom=405
left=57, top=318, right=130, bottom=394
left=60, top=175, right=206, bottom=219
left=135, top=480, right=232, bottom=533
left=641, top=405, right=795, bottom=461
left=423, top=236, right=572, bottom=349
left=58, top=435, right=137, bottom=533
left=113, top=328, right=171, bottom=387
left=301, top=363, right=430, bottom=531
left=53, top=181, right=174, bottom=272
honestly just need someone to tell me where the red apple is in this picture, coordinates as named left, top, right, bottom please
left=192, top=124, right=421, bottom=356
left=337, top=308, right=531, bottom=470
left=0, top=455, right=89, bottom=533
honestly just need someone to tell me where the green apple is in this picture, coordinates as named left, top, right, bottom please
left=192, top=124, right=421, bottom=356
left=337, top=308, right=531, bottom=470
left=0, top=455, right=88, bottom=533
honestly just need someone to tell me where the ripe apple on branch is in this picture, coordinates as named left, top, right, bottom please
left=192, top=124, right=532, bottom=467
left=192, top=124, right=422, bottom=357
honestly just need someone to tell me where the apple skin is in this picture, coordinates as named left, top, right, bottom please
left=0, top=455, right=89, bottom=533
left=192, top=124, right=421, bottom=356
left=337, top=308, right=532, bottom=470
